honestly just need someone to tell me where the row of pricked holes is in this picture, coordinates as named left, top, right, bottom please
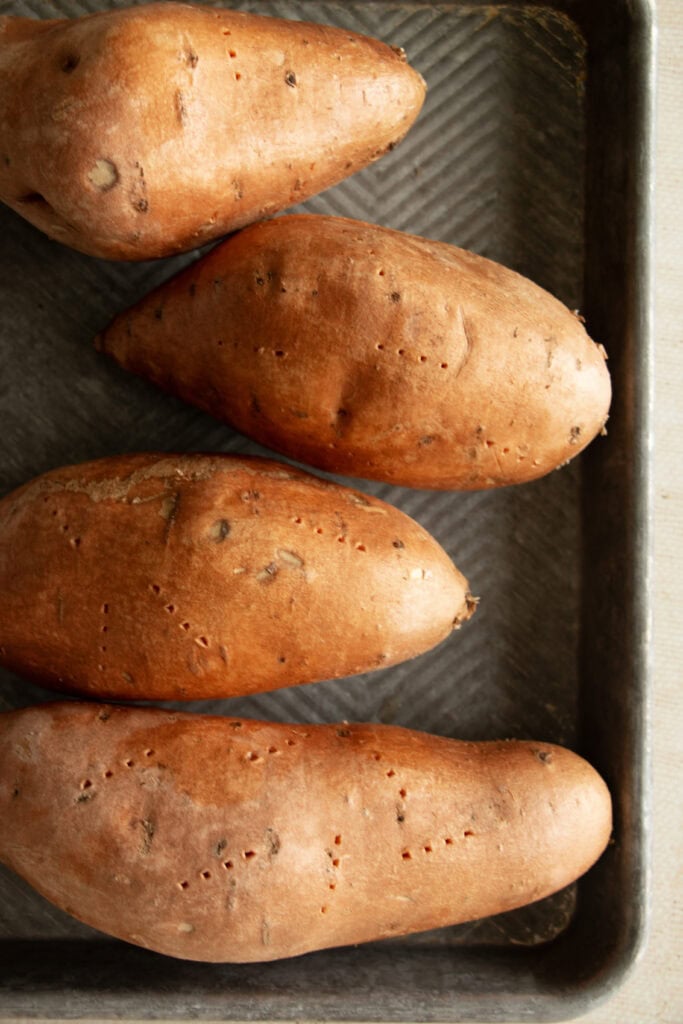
left=246, top=342, right=448, bottom=370
left=243, top=738, right=296, bottom=764
left=291, top=517, right=368, bottom=552
left=401, top=833, right=475, bottom=860
left=375, top=343, right=448, bottom=369
left=80, top=747, right=155, bottom=788
left=321, top=834, right=344, bottom=913
left=178, top=850, right=255, bottom=890
left=47, top=505, right=82, bottom=548
left=150, top=584, right=210, bottom=645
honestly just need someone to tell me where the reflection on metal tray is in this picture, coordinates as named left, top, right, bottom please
left=0, top=0, right=654, bottom=1019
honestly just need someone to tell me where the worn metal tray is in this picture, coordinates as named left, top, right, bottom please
left=0, top=0, right=654, bottom=1019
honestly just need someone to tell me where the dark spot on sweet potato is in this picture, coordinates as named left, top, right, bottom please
left=61, top=53, right=80, bottom=73
left=76, top=792, right=94, bottom=804
left=12, top=787, right=20, bottom=799
left=257, top=562, right=279, bottom=583
left=255, top=276, right=265, bottom=286
left=175, top=90, right=187, bottom=125
left=569, top=425, right=582, bottom=444
left=396, top=808, right=405, bottom=824
left=230, top=721, right=242, bottom=729
left=186, top=50, right=199, bottom=67
left=133, top=198, right=149, bottom=213
left=215, top=838, right=227, bottom=856
left=392, top=539, right=405, bottom=549
left=266, top=829, right=281, bottom=856
left=18, top=192, right=50, bottom=210
left=162, top=492, right=181, bottom=543
left=98, top=709, right=111, bottom=722
left=210, top=518, right=230, bottom=542
left=285, top=71, right=297, bottom=87
left=153, top=307, right=163, bottom=320
left=138, top=818, right=155, bottom=855
left=536, top=749, right=553, bottom=764
left=390, top=292, right=401, bottom=303
left=336, top=727, right=351, bottom=738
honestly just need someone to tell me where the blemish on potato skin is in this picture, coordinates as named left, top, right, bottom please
left=256, top=563, right=279, bottom=583
left=277, top=549, right=304, bottom=568
left=266, top=828, right=281, bottom=856
left=175, top=89, right=188, bottom=125
left=87, top=159, right=119, bottom=192
left=137, top=817, right=155, bottom=855
left=160, top=492, right=181, bottom=542
left=60, top=52, right=80, bottom=73
left=285, top=70, right=297, bottom=87
left=209, top=518, right=230, bottom=542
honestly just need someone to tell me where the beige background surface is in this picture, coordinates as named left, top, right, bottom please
left=6, top=0, right=682, bottom=1021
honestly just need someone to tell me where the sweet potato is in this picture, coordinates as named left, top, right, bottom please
left=0, top=452, right=474, bottom=700
left=0, top=4, right=425, bottom=259
left=0, top=702, right=612, bottom=963
left=97, top=214, right=611, bottom=490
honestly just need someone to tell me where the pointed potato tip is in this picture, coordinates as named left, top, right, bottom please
left=453, top=592, right=479, bottom=629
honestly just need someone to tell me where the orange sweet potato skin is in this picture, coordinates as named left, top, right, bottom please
left=0, top=703, right=612, bottom=963
left=0, top=453, right=473, bottom=700
left=0, top=5, right=425, bottom=259
left=97, top=215, right=611, bottom=489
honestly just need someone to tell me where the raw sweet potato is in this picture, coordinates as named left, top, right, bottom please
left=0, top=452, right=474, bottom=700
left=0, top=4, right=425, bottom=259
left=96, top=214, right=612, bottom=489
left=0, top=702, right=612, bottom=962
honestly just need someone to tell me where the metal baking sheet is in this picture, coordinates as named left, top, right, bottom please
left=0, top=0, right=654, bottom=1019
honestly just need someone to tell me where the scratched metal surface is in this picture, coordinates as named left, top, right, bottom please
left=0, top=0, right=653, bottom=1019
